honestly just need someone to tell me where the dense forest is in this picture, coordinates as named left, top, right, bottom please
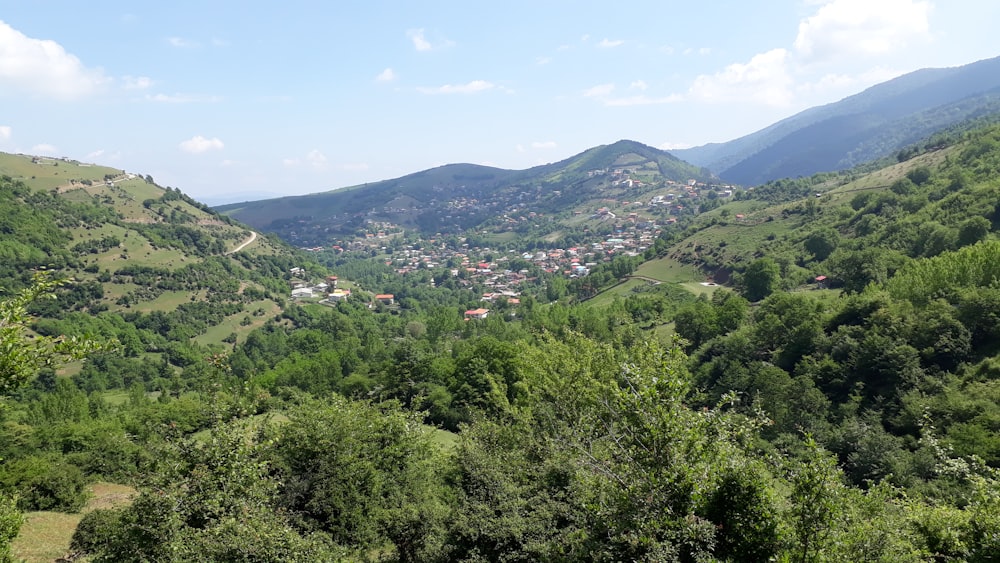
left=2, top=125, right=1000, bottom=562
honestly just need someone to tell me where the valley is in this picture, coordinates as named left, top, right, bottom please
left=4, top=75, right=1000, bottom=562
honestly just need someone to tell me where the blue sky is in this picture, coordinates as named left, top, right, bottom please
left=1, top=1, right=997, bottom=203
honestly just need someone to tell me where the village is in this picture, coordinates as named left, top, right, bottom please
left=286, top=169, right=743, bottom=313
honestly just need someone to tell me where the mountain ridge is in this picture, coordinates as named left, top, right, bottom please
left=673, top=55, right=1000, bottom=184
left=215, top=139, right=713, bottom=242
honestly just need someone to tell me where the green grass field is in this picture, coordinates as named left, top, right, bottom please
left=679, top=281, right=721, bottom=297
left=0, top=153, right=123, bottom=192
left=195, top=298, right=282, bottom=347
left=584, top=278, right=648, bottom=308
left=11, top=482, right=137, bottom=563
left=634, top=256, right=705, bottom=283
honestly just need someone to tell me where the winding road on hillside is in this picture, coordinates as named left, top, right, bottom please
left=227, top=231, right=257, bottom=254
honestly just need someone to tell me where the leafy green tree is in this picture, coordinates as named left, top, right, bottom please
left=788, top=437, right=845, bottom=562
left=82, top=419, right=337, bottom=562
left=742, top=258, right=781, bottom=301
left=274, top=397, right=448, bottom=562
left=0, top=492, right=21, bottom=563
left=804, top=228, right=839, bottom=261
left=827, top=248, right=904, bottom=294
left=1, top=274, right=108, bottom=396
left=957, top=216, right=990, bottom=247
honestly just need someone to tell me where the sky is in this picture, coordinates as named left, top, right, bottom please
left=1, top=1, right=998, bottom=204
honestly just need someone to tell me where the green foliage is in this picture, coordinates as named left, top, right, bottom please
left=1, top=274, right=111, bottom=396
left=83, top=418, right=338, bottom=562
left=0, top=455, right=90, bottom=512
left=742, top=257, right=781, bottom=301
left=887, top=239, right=1000, bottom=305
left=0, top=494, right=21, bottom=563
left=804, top=228, right=839, bottom=261
left=70, top=508, right=120, bottom=554
left=274, top=397, right=447, bottom=561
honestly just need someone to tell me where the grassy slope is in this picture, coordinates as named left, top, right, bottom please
left=12, top=482, right=137, bottom=563
left=1, top=151, right=293, bottom=349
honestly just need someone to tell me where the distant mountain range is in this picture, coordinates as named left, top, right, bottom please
left=673, top=55, right=1000, bottom=185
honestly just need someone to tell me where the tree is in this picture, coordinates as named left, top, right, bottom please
left=80, top=419, right=338, bottom=562
left=804, top=228, right=839, bottom=261
left=1, top=274, right=108, bottom=396
left=742, top=258, right=781, bottom=301
left=957, top=216, right=990, bottom=247
left=0, top=274, right=109, bottom=561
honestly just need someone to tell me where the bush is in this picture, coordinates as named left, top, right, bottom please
left=0, top=494, right=23, bottom=563
left=70, top=508, right=122, bottom=554
left=0, top=456, right=90, bottom=513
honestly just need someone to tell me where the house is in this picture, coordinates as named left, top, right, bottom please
left=328, top=288, right=351, bottom=302
left=375, top=294, right=395, bottom=305
left=815, top=275, right=828, bottom=289
left=326, top=275, right=339, bottom=288
left=464, top=308, right=490, bottom=320
left=291, top=287, right=313, bottom=299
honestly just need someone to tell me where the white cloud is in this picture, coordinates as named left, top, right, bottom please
left=179, top=135, right=224, bottom=154
left=406, top=28, right=453, bottom=51
left=516, top=144, right=526, bottom=153
left=145, top=93, right=222, bottom=103
left=376, top=67, right=396, bottom=82
left=417, top=80, right=494, bottom=94
left=688, top=48, right=794, bottom=106
left=407, top=28, right=432, bottom=51
left=794, top=0, right=931, bottom=63
left=536, top=56, right=552, bottom=65
left=598, top=38, right=624, bottom=48
left=85, top=149, right=104, bottom=159
left=583, top=83, right=615, bottom=98
left=283, top=149, right=329, bottom=169
left=305, top=149, right=327, bottom=168
left=167, top=36, right=198, bottom=48
left=531, top=141, right=557, bottom=149
left=0, top=125, right=10, bottom=140
left=32, top=143, right=58, bottom=156
left=122, top=75, right=152, bottom=89
left=0, top=20, right=108, bottom=100
left=584, top=82, right=680, bottom=106
left=211, top=38, right=229, bottom=47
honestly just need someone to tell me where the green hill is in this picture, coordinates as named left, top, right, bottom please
left=0, top=152, right=305, bottom=356
left=216, top=139, right=712, bottom=245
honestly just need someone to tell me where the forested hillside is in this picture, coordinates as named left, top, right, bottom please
left=673, top=55, right=1000, bottom=185
left=3, top=125, right=1000, bottom=561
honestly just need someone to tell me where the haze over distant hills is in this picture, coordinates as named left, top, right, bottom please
left=672, top=55, right=1000, bottom=185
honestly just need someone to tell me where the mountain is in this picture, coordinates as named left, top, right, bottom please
left=673, top=55, right=1000, bottom=185
left=0, top=152, right=302, bottom=351
left=216, top=140, right=712, bottom=244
